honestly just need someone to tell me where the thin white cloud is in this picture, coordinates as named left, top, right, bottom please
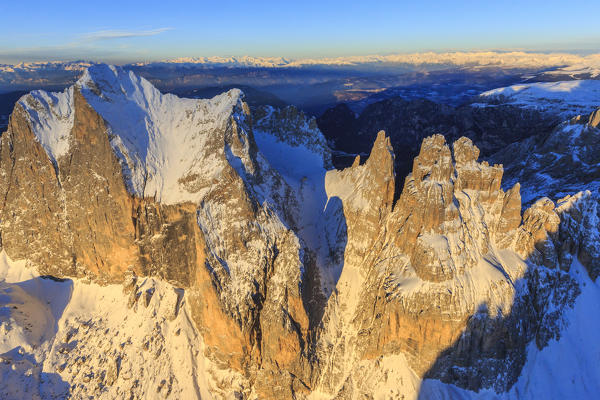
left=0, top=28, right=174, bottom=63
left=80, top=28, right=173, bottom=41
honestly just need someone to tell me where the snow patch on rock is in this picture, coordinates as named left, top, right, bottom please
left=17, top=86, right=75, bottom=165
left=0, top=251, right=243, bottom=399
left=418, top=258, right=600, bottom=400
left=77, top=64, right=245, bottom=204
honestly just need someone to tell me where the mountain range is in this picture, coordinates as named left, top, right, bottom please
left=5, top=51, right=600, bottom=70
left=3, top=51, right=600, bottom=117
left=0, top=64, right=598, bottom=399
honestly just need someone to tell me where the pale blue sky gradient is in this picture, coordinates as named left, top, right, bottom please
left=1, top=0, right=599, bottom=63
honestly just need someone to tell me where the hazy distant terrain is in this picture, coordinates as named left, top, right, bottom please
left=2, top=52, right=599, bottom=119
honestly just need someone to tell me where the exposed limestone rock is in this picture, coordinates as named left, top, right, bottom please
left=0, top=66, right=315, bottom=398
left=325, top=130, right=395, bottom=254
left=493, top=107, right=600, bottom=205
left=0, top=90, right=137, bottom=281
left=388, top=135, right=510, bottom=282
left=515, top=197, right=561, bottom=268
left=0, top=102, right=70, bottom=275
left=312, top=132, right=587, bottom=396
left=588, top=108, right=600, bottom=127
left=1, top=65, right=598, bottom=399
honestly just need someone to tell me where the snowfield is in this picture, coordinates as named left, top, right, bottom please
left=477, top=80, right=600, bottom=118
left=419, top=259, right=600, bottom=400
left=0, top=251, right=243, bottom=400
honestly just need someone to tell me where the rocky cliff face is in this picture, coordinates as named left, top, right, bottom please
left=493, top=108, right=600, bottom=205
left=0, top=65, right=317, bottom=398
left=0, top=65, right=598, bottom=399
left=492, top=109, right=600, bottom=280
left=310, top=133, right=587, bottom=396
left=316, top=99, right=559, bottom=195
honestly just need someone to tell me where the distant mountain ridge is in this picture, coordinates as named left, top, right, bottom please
left=137, top=51, right=600, bottom=69
left=4, top=51, right=600, bottom=72
left=476, top=79, right=600, bottom=118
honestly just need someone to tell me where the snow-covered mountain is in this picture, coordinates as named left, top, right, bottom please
left=23, top=65, right=254, bottom=204
left=0, top=61, right=93, bottom=74
left=0, top=252, right=214, bottom=399
left=3, top=51, right=600, bottom=72
left=493, top=109, right=600, bottom=205
left=0, top=61, right=93, bottom=91
left=131, top=56, right=292, bottom=69
left=476, top=80, right=600, bottom=118
left=539, top=54, right=600, bottom=79
left=140, top=51, right=600, bottom=69
left=0, top=65, right=599, bottom=399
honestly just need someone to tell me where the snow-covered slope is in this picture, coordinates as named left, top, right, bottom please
left=18, top=64, right=248, bottom=204
left=0, top=250, right=228, bottom=399
left=477, top=80, right=600, bottom=118
left=81, top=65, right=247, bottom=204
left=492, top=109, right=600, bottom=205
left=17, top=87, right=75, bottom=164
left=418, top=258, right=600, bottom=400
left=252, top=105, right=345, bottom=297
left=539, top=54, right=600, bottom=79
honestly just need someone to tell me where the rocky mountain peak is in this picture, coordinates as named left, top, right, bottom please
left=18, top=64, right=251, bottom=205
left=452, top=136, right=480, bottom=166
left=410, top=133, right=454, bottom=183
left=394, top=135, right=510, bottom=265
left=391, top=134, right=510, bottom=283
left=1, top=66, right=600, bottom=399
left=366, top=130, right=395, bottom=173
left=325, top=130, right=394, bottom=218
left=312, top=130, right=594, bottom=396
left=587, top=107, right=600, bottom=127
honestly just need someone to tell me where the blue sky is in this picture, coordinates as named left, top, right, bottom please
left=1, top=0, right=599, bottom=63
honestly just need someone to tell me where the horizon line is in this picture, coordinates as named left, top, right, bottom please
left=2, top=49, right=600, bottom=66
